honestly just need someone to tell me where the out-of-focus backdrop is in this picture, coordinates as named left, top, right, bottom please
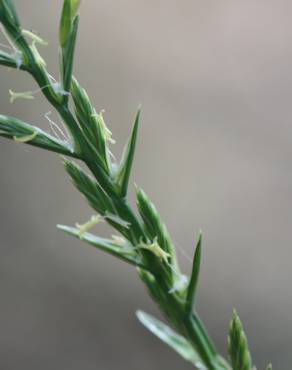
left=0, top=1, right=291, bottom=369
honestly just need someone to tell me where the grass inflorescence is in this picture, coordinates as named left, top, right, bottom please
left=0, top=1, right=271, bottom=369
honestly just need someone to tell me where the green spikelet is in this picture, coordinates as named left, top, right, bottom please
left=0, top=114, right=78, bottom=157
left=71, top=78, right=111, bottom=170
left=64, top=159, right=114, bottom=215
left=228, top=310, right=252, bottom=370
left=136, top=186, right=178, bottom=270
left=59, top=0, right=80, bottom=98
left=59, top=0, right=80, bottom=47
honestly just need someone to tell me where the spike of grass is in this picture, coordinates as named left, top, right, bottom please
left=0, top=1, right=271, bottom=370
left=228, top=310, right=252, bottom=370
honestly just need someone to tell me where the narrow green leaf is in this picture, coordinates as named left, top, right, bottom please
left=58, top=225, right=146, bottom=269
left=115, top=108, right=140, bottom=197
left=136, top=310, right=207, bottom=369
left=228, top=310, right=252, bottom=370
left=185, top=233, right=202, bottom=314
left=0, top=114, right=78, bottom=157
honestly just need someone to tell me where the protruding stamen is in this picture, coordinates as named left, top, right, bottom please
left=22, top=29, right=48, bottom=46
left=9, top=89, right=34, bottom=103
left=14, top=131, right=38, bottom=143
left=76, top=214, right=103, bottom=239
left=138, top=237, right=171, bottom=264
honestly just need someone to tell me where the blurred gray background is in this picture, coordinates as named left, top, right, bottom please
left=0, top=0, right=291, bottom=369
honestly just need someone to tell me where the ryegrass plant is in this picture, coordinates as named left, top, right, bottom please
left=0, top=1, right=271, bottom=369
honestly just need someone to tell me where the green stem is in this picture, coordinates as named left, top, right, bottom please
left=191, top=312, right=217, bottom=357
left=183, top=314, right=218, bottom=370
